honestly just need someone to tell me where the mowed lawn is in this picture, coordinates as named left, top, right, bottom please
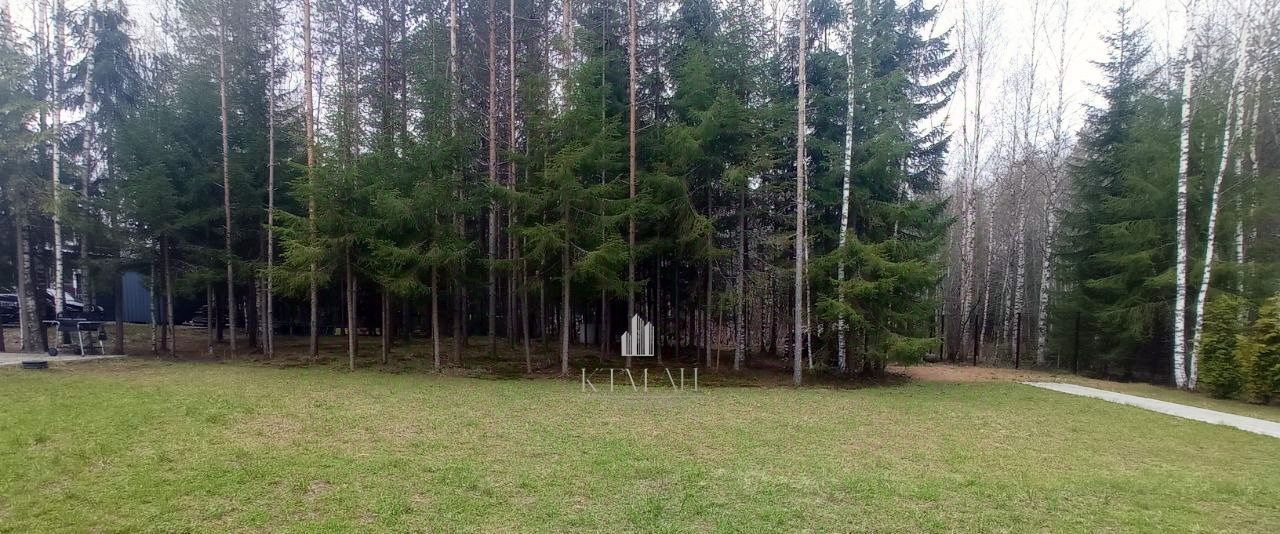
left=2, top=360, right=1279, bottom=532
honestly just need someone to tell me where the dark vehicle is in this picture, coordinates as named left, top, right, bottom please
left=0, top=291, right=103, bottom=324
left=0, top=294, right=16, bottom=324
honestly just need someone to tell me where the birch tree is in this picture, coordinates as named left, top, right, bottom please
left=836, top=0, right=856, bottom=373
left=1189, top=6, right=1257, bottom=389
left=1035, top=0, right=1071, bottom=364
left=1172, top=0, right=1198, bottom=388
left=50, top=0, right=66, bottom=315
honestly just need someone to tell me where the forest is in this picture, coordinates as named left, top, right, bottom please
left=1, top=0, right=1278, bottom=399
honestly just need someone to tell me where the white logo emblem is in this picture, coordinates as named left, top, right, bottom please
left=620, top=314, right=655, bottom=358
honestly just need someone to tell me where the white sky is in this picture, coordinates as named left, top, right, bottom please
left=933, top=0, right=1193, bottom=186
left=9, top=0, right=1194, bottom=183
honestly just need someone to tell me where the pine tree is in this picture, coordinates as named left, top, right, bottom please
left=812, top=0, right=956, bottom=375
left=1057, top=9, right=1180, bottom=378
left=0, top=12, right=44, bottom=352
left=520, top=51, right=628, bottom=374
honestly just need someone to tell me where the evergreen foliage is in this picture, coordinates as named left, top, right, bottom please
left=813, top=0, right=955, bottom=372
left=1055, top=11, right=1181, bottom=378
left=1198, top=294, right=1244, bottom=399
left=1238, top=296, right=1280, bottom=404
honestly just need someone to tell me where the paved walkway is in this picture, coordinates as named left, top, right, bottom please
left=0, top=353, right=125, bottom=366
left=1025, top=382, right=1280, bottom=439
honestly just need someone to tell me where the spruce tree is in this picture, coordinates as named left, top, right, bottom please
left=1056, top=10, right=1181, bottom=378
left=813, top=0, right=956, bottom=374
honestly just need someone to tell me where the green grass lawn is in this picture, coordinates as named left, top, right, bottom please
left=3, top=359, right=1279, bottom=532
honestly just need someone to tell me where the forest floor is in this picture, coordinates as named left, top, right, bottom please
left=3, top=345, right=1280, bottom=531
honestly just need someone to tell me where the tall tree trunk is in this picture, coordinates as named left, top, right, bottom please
left=735, top=185, right=746, bottom=371
left=793, top=0, right=807, bottom=386
left=149, top=261, right=157, bottom=355
left=81, top=0, right=98, bottom=311
left=705, top=263, right=713, bottom=368
left=560, top=245, right=571, bottom=375
left=1189, top=14, right=1253, bottom=389
left=164, top=237, right=175, bottom=357
left=1035, top=196, right=1059, bottom=364
left=1238, top=71, right=1263, bottom=294
left=449, top=0, right=464, bottom=366
left=805, top=251, right=813, bottom=370
left=1015, top=2, right=1040, bottom=364
left=837, top=0, right=856, bottom=373
left=218, top=5, right=237, bottom=356
left=957, top=0, right=989, bottom=362
left=303, top=0, right=319, bottom=360
left=521, top=260, right=532, bottom=373
left=381, top=289, right=390, bottom=364
left=266, top=2, right=277, bottom=358
left=560, top=0, right=573, bottom=109
left=346, top=251, right=357, bottom=370
left=507, top=0, right=518, bottom=348
left=626, top=0, right=637, bottom=368
left=158, top=252, right=169, bottom=353
left=206, top=283, right=214, bottom=354
left=1171, top=0, right=1198, bottom=388
left=17, top=210, right=43, bottom=350
left=539, top=270, right=548, bottom=348
left=673, top=264, right=680, bottom=360
left=1012, top=170, right=1029, bottom=364
left=14, top=204, right=40, bottom=352
left=432, top=267, right=441, bottom=370
left=976, top=199, right=995, bottom=362
left=1036, top=1, right=1070, bottom=366
left=487, top=0, right=498, bottom=357
left=48, top=0, right=66, bottom=316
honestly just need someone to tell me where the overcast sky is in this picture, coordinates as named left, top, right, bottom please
left=8, top=0, right=1195, bottom=185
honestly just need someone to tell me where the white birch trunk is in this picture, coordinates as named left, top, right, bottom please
left=976, top=197, right=995, bottom=362
left=50, top=0, right=65, bottom=315
left=1036, top=0, right=1070, bottom=366
left=1188, top=13, right=1254, bottom=389
left=1035, top=193, right=1059, bottom=364
left=81, top=0, right=97, bottom=309
left=1171, top=0, right=1198, bottom=388
left=836, top=0, right=856, bottom=373
left=1015, top=0, right=1038, bottom=364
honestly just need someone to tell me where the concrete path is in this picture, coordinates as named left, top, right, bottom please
left=0, top=353, right=125, bottom=366
left=1025, top=381, right=1280, bottom=439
